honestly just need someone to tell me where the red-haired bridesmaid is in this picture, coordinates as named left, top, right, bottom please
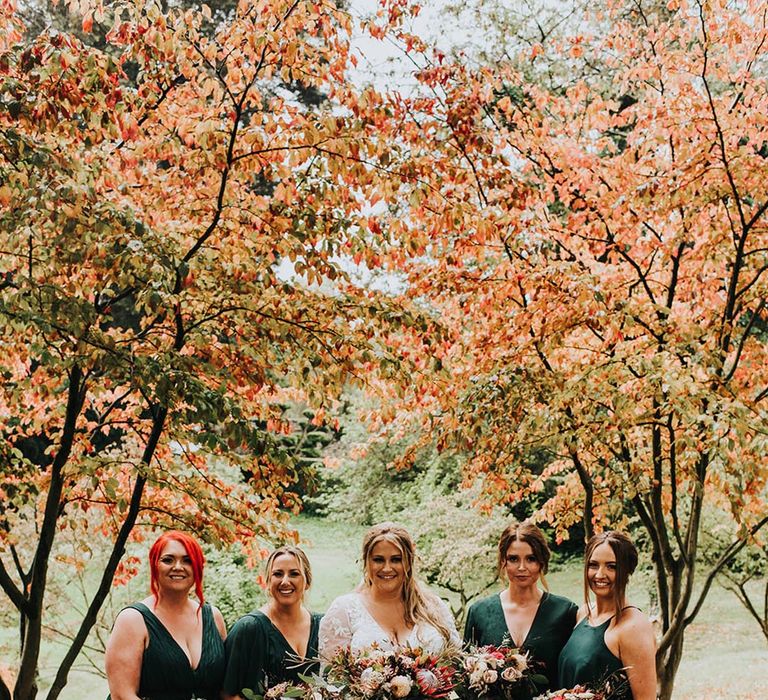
left=105, top=531, right=226, bottom=700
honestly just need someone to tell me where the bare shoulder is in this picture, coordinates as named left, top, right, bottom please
left=615, top=608, right=655, bottom=646
left=112, top=606, right=148, bottom=635
left=618, top=607, right=653, bottom=629
left=105, top=606, right=147, bottom=660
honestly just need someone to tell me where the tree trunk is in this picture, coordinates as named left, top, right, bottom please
left=14, top=367, right=84, bottom=700
left=44, top=479, right=146, bottom=700
left=657, top=630, right=685, bottom=700
left=45, top=406, right=167, bottom=700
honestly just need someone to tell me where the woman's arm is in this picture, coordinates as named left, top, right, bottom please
left=431, top=594, right=461, bottom=648
left=104, top=608, right=147, bottom=700
left=221, top=615, right=262, bottom=700
left=617, top=611, right=657, bottom=700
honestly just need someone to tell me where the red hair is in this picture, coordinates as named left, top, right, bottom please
left=148, top=531, right=205, bottom=607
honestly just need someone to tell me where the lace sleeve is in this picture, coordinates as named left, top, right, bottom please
left=318, top=594, right=354, bottom=661
left=434, top=596, right=462, bottom=649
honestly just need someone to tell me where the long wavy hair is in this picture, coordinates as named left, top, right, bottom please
left=497, top=520, right=551, bottom=590
left=359, top=522, right=454, bottom=644
left=148, top=531, right=205, bottom=607
left=583, top=530, right=638, bottom=622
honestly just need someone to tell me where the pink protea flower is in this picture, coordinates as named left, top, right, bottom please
left=415, top=668, right=439, bottom=695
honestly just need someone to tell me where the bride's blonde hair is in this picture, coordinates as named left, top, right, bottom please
left=360, top=522, right=454, bottom=644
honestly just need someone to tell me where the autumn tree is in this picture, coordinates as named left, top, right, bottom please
left=405, top=492, right=508, bottom=625
left=701, top=513, right=768, bottom=644
left=369, top=0, right=768, bottom=696
left=0, top=0, right=419, bottom=698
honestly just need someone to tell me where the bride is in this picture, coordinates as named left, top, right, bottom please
left=318, top=522, right=460, bottom=657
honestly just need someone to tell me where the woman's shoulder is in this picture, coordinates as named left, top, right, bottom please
left=325, top=591, right=362, bottom=612
left=424, top=589, right=453, bottom=615
left=575, top=603, right=591, bottom=623
left=613, top=607, right=655, bottom=663
left=417, top=585, right=453, bottom=617
left=615, top=606, right=653, bottom=633
left=114, top=604, right=148, bottom=626
left=208, top=604, right=227, bottom=639
left=229, top=609, right=271, bottom=633
left=467, top=592, right=502, bottom=615
left=225, top=610, right=273, bottom=646
left=116, top=598, right=158, bottom=622
left=109, top=603, right=150, bottom=645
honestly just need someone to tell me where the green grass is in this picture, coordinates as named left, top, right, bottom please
left=2, top=516, right=765, bottom=699
left=293, top=515, right=368, bottom=613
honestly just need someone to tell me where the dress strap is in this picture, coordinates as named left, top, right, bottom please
left=587, top=604, right=641, bottom=625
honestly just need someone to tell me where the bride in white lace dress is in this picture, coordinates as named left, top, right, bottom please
left=318, top=522, right=460, bottom=658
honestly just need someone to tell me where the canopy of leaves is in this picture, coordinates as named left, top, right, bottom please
left=0, top=0, right=430, bottom=696
left=360, top=0, right=768, bottom=693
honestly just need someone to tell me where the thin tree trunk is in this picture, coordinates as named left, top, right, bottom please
left=657, top=631, right=685, bottom=700
left=45, top=405, right=167, bottom=700
left=44, top=479, right=146, bottom=700
left=15, top=366, right=84, bottom=700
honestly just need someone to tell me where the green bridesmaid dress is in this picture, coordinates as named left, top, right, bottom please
left=464, top=592, right=578, bottom=699
left=222, top=610, right=322, bottom=697
left=124, top=602, right=225, bottom=700
left=557, top=615, right=632, bottom=698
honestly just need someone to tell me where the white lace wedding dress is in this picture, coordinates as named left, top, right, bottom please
left=318, top=591, right=460, bottom=657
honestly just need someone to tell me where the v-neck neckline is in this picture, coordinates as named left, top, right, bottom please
left=139, top=603, right=203, bottom=672
left=497, top=590, right=547, bottom=648
left=357, top=593, right=416, bottom=647
left=259, top=610, right=312, bottom=660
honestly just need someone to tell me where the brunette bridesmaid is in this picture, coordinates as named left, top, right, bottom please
left=464, top=521, right=577, bottom=697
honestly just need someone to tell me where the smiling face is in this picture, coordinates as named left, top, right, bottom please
left=586, top=542, right=618, bottom=599
left=156, top=539, right=195, bottom=595
left=366, top=539, right=407, bottom=596
left=267, top=552, right=307, bottom=606
left=504, top=539, right=542, bottom=590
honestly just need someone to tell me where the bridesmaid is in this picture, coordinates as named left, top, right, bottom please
left=105, top=531, right=227, bottom=700
left=221, top=546, right=321, bottom=699
left=558, top=531, right=656, bottom=700
left=464, top=521, right=577, bottom=697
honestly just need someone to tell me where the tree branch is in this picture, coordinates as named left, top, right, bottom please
left=0, top=555, right=28, bottom=614
left=684, top=514, right=768, bottom=626
left=723, top=298, right=766, bottom=383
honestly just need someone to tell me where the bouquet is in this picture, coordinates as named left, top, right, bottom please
left=455, top=645, right=546, bottom=700
left=318, top=644, right=457, bottom=700
left=534, top=669, right=630, bottom=700
left=533, top=687, right=606, bottom=700
left=242, top=682, right=308, bottom=700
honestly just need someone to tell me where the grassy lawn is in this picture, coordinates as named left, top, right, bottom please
left=2, top=515, right=765, bottom=699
